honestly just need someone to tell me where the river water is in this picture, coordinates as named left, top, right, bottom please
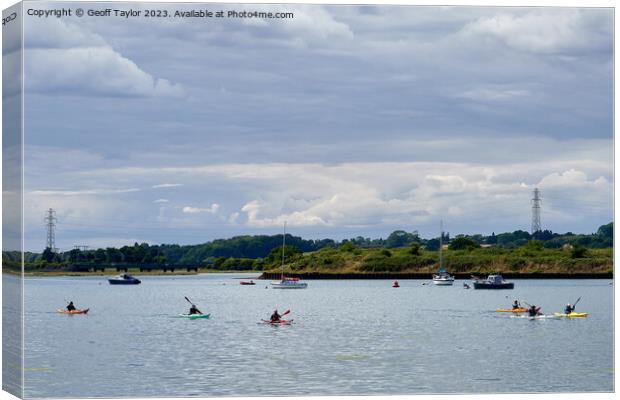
left=17, top=274, right=613, bottom=397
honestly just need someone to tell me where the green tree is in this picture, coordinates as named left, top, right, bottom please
left=570, top=244, right=588, bottom=259
left=385, top=230, right=418, bottom=248
left=42, top=247, right=55, bottom=263
left=409, top=242, right=421, bottom=256
left=449, top=237, right=479, bottom=251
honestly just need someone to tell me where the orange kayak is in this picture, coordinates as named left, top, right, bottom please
left=496, top=308, right=527, bottom=313
left=57, top=308, right=89, bottom=315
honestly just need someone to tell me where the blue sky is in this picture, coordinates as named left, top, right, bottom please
left=19, top=4, right=613, bottom=251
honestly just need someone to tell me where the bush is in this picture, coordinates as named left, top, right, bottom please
left=571, top=245, right=588, bottom=259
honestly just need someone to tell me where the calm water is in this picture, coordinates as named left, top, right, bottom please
left=18, top=274, right=614, bottom=398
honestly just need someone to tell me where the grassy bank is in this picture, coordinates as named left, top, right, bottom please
left=264, top=245, right=613, bottom=276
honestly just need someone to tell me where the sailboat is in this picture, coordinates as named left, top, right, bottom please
left=270, top=222, right=308, bottom=289
left=432, top=221, right=455, bottom=286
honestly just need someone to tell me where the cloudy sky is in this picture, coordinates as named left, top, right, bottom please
left=19, top=3, right=613, bottom=251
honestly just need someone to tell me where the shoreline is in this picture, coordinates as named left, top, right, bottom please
left=258, top=272, right=614, bottom=280
left=3, top=269, right=261, bottom=277
left=3, top=270, right=613, bottom=279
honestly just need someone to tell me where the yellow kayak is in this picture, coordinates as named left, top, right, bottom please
left=553, top=312, right=589, bottom=318
left=496, top=308, right=527, bottom=313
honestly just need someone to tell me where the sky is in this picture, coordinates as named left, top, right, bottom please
left=14, top=3, right=613, bottom=251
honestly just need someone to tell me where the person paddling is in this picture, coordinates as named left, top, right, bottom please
left=564, top=303, right=575, bottom=314
left=66, top=301, right=76, bottom=312
left=512, top=300, right=521, bottom=310
left=188, top=304, right=202, bottom=315
left=270, top=309, right=282, bottom=323
left=528, top=304, right=541, bottom=317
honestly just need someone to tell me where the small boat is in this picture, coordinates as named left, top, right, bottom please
left=271, top=277, right=308, bottom=289
left=179, top=313, right=211, bottom=319
left=553, top=312, right=589, bottom=318
left=270, top=222, right=308, bottom=289
left=261, top=319, right=293, bottom=325
left=108, top=274, right=141, bottom=285
left=496, top=308, right=528, bottom=313
left=392, top=281, right=400, bottom=288
left=463, top=283, right=470, bottom=289
left=432, top=221, right=454, bottom=286
left=57, top=308, right=89, bottom=315
left=240, top=281, right=256, bottom=285
left=473, top=274, right=514, bottom=289
left=433, top=269, right=455, bottom=286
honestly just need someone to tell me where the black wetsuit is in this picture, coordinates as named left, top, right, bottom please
left=67, top=302, right=76, bottom=311
left=189, top=305, right=201, bottom=315
left=270, top=312, right=281, bottom=322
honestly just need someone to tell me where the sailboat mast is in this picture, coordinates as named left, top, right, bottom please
left=439, top=220, right=443, bottom=270
left=281, top=221, right=286, bottom=279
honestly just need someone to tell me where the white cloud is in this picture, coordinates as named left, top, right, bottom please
left=456, top=86, right=530, bottom=102
left=152, top=183, right=183, bottom=189
left=182, top=204, right=220, bottom=214
left=27, top=47, right=185, bottom=97
left=31, top=188, right=140, bottom=196
left=25, top=20, right=184, bottom=98
left=462, top=10, right=611, bottom=55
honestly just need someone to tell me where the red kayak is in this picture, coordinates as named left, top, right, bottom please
left=261, top=319, right=293, bottom=325
left=240, top=281, right=256, bottom=285
left=57, top=308, right=89, bottom=315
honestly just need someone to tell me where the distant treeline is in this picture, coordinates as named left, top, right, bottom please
left=2, top=222, right=612, bottom=272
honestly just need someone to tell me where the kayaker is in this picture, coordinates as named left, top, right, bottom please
left=188, top=304, right=202, bottom=315
left=512, top=300, right=521, bottom=310
left=564, top=303, right=575, bottom=314
left=270, top=309, right=281, bottom=323
left=66, top=301, right=76, bottom=312
left=528, top=305, right=541, bottom=317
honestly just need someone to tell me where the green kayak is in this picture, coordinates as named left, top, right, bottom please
left=179, top=313, right=210, bottom=319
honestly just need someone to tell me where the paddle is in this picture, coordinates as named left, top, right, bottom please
left=184, top=296, right=202, bottom=314
left=566, top=296, right=581, bottom=313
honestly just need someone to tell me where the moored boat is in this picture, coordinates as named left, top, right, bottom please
left=108, top=274, right=141, bottom=285
left=473, top=274, right=514, bottom=289
left=432, top=269, right=455, bottom=286
left=432, top=221, right=454, bottom=286
left=270, top=222, right=308, bottom=289
left=271, top=277, right=308, bottom=289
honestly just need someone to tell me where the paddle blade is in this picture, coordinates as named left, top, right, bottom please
left=281, top=309, right=291, bottom=316
left=184, top=296, right=195, bottom=305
